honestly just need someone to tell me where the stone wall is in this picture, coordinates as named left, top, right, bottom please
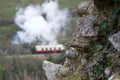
left=43, top=0, right=120, bottom=80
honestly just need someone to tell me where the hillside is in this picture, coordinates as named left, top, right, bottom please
left=0, top=0, right=89, bottom=80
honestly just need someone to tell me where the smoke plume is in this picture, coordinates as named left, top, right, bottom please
left=12, top=0, right=70, bottom=45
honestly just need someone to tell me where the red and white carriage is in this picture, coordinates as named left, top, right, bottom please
left=34, top=44, right=65, bottom=53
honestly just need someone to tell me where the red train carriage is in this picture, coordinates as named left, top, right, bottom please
left=33, top=44, right=65, bottom=54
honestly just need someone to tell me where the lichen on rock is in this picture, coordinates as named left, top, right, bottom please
left=109, top=31, right=120, bottom=51
left=108, top=72, right=120, bottom=80
left=43, top=60, right=61, bottom=80
left=77, top=1, right=97, bottom=15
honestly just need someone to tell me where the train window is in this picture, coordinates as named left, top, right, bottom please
left=58, top=47, right=61, bottom=50
left=46, top=48, right=48, bottom=51
left=54, top=47, right=56, bottom=50
left=49, top=48, right=52, bottom=50
left=41, top=48, right=44, bottom=51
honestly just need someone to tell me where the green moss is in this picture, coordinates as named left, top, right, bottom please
left=0, top=65, right=4, bottom=80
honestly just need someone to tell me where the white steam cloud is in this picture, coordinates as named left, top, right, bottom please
left=12, top=0, right=70, bottom=45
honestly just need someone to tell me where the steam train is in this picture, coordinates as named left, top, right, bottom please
left=32, top=44, right=65, bottom=54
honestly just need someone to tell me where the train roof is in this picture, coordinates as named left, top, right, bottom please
left=35, top=44, right=64, bottom=48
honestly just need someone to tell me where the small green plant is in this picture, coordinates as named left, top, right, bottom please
left=0, top=65, right=5, bottom=80
left=95, top=44, right=103, bottom=51
left=110, top=6, right=120, bottom=21
left=101, top=21, right=108, bottom=32
left=47, top=55, right=56, bottom=63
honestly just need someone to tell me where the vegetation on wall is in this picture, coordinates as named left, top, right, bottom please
left=0, top=65, right=4, bottom=80
left=0, top=57, right=47, bottom=80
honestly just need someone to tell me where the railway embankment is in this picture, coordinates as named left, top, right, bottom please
left=4, top=54, right=61, bottom=60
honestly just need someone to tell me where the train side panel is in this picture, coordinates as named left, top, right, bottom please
left=33, top=44, right=65, bottom=54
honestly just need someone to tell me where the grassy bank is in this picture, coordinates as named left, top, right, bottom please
left=0, top=56, right=47, bottom=80
left=0, top=0, right=87, bottom=19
